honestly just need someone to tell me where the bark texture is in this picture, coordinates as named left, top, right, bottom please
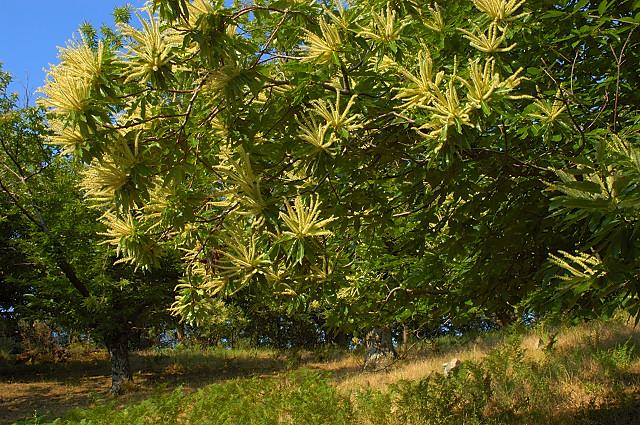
left=363, top=326, right=397, bottom=370
left=106, top=334, right=133, bottom=395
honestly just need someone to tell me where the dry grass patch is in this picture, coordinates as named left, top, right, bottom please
left=325, top=317, right=640, bottom=423
left=334, top=332, right=506, bottom=393
left=0, top=346, right=287, bottom=424
left=2, top=318, right=640, bottom=424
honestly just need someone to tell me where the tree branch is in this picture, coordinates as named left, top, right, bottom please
left=0, top=176, right=92, bottom=298
left=540, top=57, right=587, bottom=154
left=252, top=10, right=290, bottom=69
left=464, top=147, right=554, bottom=178
left=609, top=28, right=634, bottom=133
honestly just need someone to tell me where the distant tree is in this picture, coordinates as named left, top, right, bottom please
left=0, top=64, right=179, bottom=394
left=36, top=0, right=640, bottom=362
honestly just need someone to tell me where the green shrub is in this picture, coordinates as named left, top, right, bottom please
left=13, top=323, right=640, bottom=425
left=352, top=388, right=395, bottom=425
left=593, top=338, right=637, bottom=373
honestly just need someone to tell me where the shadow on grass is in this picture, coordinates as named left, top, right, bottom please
left=0, top=354, right=110, bottom=383
left=0, top=350, right=294, bottom=425
left=574, top=392, right=640, bottom=425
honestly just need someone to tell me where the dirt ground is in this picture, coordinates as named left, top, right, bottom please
left=0, top=349, right=293, bottom=425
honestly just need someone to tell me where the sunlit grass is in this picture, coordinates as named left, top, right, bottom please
left=8, top=316, right=640, bottom=425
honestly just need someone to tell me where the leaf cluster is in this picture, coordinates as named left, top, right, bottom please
left=35, top=0, right=640, bottom=330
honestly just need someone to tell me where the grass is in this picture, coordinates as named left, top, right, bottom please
left=3, top=317, right=640, bottom=425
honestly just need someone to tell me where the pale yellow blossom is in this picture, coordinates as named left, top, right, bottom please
left=472, top=0, right=527, bottom=28
left=280, top=194, right=336, bottom=240
left=301, top=19, right=342, bottom=64
left=459, top=21, right=517, bottom=53
left=530, top=89, right=567, bottom=124
left=357, top=5, right=405, bottom=43
left=311, top=91, right=362, bottom=133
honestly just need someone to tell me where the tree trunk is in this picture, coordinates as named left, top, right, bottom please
left=105, top=333, right=133, bottom=395
left=493, top=310, right=516, bottom=328
left=402, top=324, right=409, bottom=351
left=363, top=326, right=396, bottom=371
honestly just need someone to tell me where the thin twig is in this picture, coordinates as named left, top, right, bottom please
left=252, top=11, right=290, bottom=69
left=178, top=75, right=209, bottom=135
left=570, top=48, right=580, bottom=96
left=610, top=28, right=634, bottom=133
left=541, top=57, right=587, bottom=154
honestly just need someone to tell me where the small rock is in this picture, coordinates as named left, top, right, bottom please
left=532, top=337, right=543, bottom=349
left=443, top=357, right=462, bottom=376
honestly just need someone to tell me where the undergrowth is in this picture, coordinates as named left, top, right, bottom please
left=11, top=320, right=640, bottom=425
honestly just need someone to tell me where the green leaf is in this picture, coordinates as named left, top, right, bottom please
left=612, top=175, right=632, bottom=195
left=296, top=241, right=305, bottom=265
left=598, top=0, right=609, bottom=15
left=560, top=198, right=611, bottom=209
left=542, top=10, right=565, bottom=18
left=573, top=0, right=590, bottom=13
left=573, top=279, right=593, bottom=295
left=563, top=180, right=603, bottom=194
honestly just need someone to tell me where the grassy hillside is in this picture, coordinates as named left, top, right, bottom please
left=5, top=318, right=640, bottom=425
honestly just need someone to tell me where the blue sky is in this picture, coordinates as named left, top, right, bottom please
left=0, top=1, right=142, bottom=100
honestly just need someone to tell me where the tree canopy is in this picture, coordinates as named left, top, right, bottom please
left=37, top=0, right=640, bottom=332
left=1, top=63, right=182, bottom=392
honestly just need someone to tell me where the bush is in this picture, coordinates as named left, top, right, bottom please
left=14, top=320, right=67, bottom=363
left=593, top=338, right=637, bottom=374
